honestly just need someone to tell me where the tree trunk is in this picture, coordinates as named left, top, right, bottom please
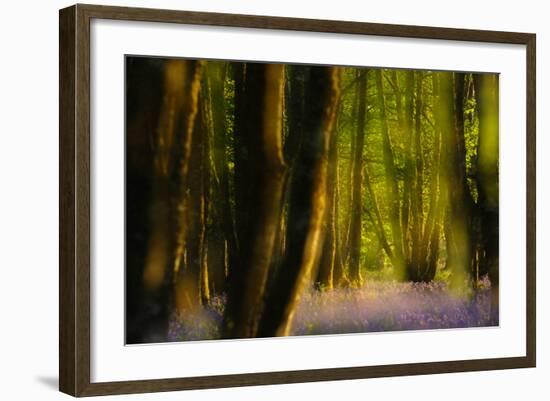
left=473, top=73, right=499, bottom=320
left=409, top=72, right=425, bottom=281
left=455, top=73, right=477, bottom=283
left=258, top=66, right=342, bottom=337
left=364, top=162, right=393, bottom=261
left=419, top=72, right=443, bottom=282
left=342, top=83, right=360, bottom=267
left=199, top=99, right=211, bottom=305
left=375, top=69, right=406, bottom=280
left=141, top=60, right=203, bottom=339
left=348, top=70, right=367, bottom=285
left=332, top=112, right=347, bottom=287
left=438, top=72, right=471, bottom=290
left=316, top=120, right=340, bottom=289
left=401, top=71, right=415, bottom=267
left=274, top=66, right=309, bottom=276
left=222, top=63, right=287, bottom=338
left=174, top=96, right=208, bottom=313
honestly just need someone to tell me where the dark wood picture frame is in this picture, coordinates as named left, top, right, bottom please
left=59, top=3, right=536, bottom=397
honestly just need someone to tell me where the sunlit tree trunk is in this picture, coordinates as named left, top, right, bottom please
left=259, top=66, right=342, bottom=337
left=141, top=60, right=203, bottom=337
left=348, top=70, right=367, bottom=286
left=199, top=101, right=211, bottom=305
left=473, top=73, right=499, bottom=318
left=200, top=68, right=223, bottom=297
left=316, top=119, right=340, bottom=289
left=375, top=69, right=406, bottom=280
left=332, top=146, right=347, bottom=287
left=222, top=63, right=287, bottom=338
left=174, top=97, right=209, bottom=313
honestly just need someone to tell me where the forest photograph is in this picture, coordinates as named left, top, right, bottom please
left=125, top=56, right=499, bottom=344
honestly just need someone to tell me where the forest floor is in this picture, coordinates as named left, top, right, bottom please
left=167, top=276, right=497, bottom=342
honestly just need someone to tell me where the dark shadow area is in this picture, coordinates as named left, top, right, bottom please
left=35, top=376, right=58, bottom=391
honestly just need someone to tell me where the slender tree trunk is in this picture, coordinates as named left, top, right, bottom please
left=317, top=120, right=340, bottom=289
left=375, top=69, right=406, bottom=280
left=342, top=83, right=359, bottom=267
left=171, top=62, right=206, bottom=278
left=401, top=71, right=415, bottom=266
left=258, top=67, right=342, bottom=337
left=420, top=73, right=443, bottom=282
left=332, top=110, right=347, bottom=287
left=222, top=63, right=287, bottom=338
left=199, top=99, right=211, bottom=305
left=174, top=97, right=208, bottom=313
left=409, top=72, right=425, bottom=281
left=200, top=67, right=223, bottom=297
left=348, top=70, right=367, bottom=285
left=364, top=163, right=393, bottom=261
left=332, top=143, right=347, bottom=287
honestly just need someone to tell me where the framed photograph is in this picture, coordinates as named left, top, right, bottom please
left=59, top=4, right=536, bottom=397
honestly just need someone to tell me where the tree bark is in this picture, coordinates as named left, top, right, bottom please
left=222, top=63, right=287, bottom=338
left=375, top=69, right=406, bottom=280
left=348, top=70, right=368, bottom=285
left=258, top=66, right=342, bottom=337
left=409, top=72, right=425, bottom=281
left=174, top=99, right=208, bottom=313
left=364, top=163, right=393, bottom=261
left=401, top=71, right=415, bottom=266
left=316, top=119, right=340, bottom=289
left=473, top=73, right=499, bottom=319
left=438, top=72, right=471, bottom=290
left=419, top=72, right=443, bottom=282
